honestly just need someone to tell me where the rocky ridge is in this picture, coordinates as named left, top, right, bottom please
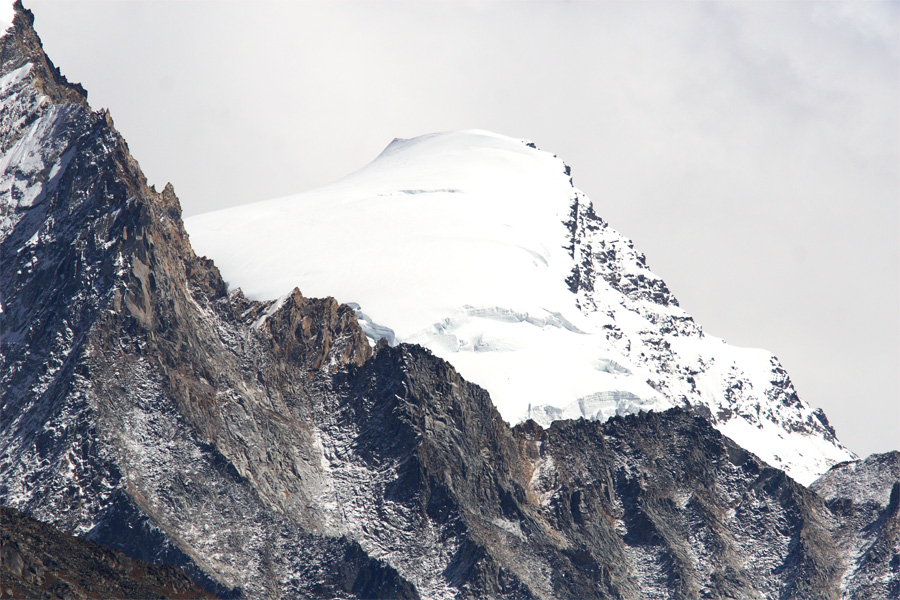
left=1, top=504, right=214, bottom=599
left=810, top=452, right=900, bottom=598
left=0, top=3, right=897, bottom=598
left=537, top=153, right=850, bottom=484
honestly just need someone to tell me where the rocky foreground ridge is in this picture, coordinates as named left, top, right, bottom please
left=1, top=504, right=214, bottom=599
left=1, top=3, right=898, bottom=598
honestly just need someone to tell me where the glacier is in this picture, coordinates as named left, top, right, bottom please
left=186, top=129, right=853, bottom=485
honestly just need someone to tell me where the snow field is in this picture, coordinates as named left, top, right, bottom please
left=186, top=129, right=855, bottom=484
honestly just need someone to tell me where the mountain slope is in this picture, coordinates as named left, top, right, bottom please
left=810, top=452, right=900, bottom=598
left=1, top=5, right=413, bottom=597
left=185, top=130, right=852, bottom=485
left=1, top=504, right=215, bottom=599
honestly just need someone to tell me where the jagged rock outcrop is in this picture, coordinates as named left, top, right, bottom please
left=1, top=4, right=412, bottom=597
left=810, top=452, right=900, bottom=599
left=1, top=3, right=897, bottom=599
left=559, top=185, right=849, bottom=484
left=520, top=411, right=845, bottom=599
left=1, top=504, right=214, bottom=599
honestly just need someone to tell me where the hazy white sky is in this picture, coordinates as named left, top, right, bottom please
left=23, top=0, right=899, bottom=458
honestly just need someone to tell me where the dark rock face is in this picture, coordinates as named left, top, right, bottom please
left=1, top=5, right=411, bottom=598
left=1, top=504, right=213, bottom=599
left=563, top=191, right=678, bottom=310
left=810, top=452, right=900, bottom=599
left=522, top=412, right=847, bottom=599
left=1, top=4, right=897, bottom=599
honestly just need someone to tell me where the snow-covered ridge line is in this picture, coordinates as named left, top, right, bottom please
left=185, top=129, right=854, bottom=484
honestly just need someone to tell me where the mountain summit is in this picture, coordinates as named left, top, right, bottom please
left=186, top=129, right=853, bottom=485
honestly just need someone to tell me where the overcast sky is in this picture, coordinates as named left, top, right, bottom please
left=22, top=0, right=899, bottom=458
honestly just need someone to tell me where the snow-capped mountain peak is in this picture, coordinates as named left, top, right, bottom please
left=186, top=129, right=855, bottom=485
left=3, top=8, right=894, bottom=597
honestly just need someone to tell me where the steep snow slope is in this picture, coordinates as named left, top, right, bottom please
left=185, top=130, right=853, bottom=484
left=0, top=4, right=12, bottom=31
